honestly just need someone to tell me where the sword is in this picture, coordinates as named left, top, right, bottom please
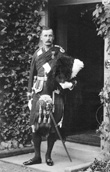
left=51, top=91, right=72, bottom=162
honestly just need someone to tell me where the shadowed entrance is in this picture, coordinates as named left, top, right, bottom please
left=49, top=3, right=104, bottom=145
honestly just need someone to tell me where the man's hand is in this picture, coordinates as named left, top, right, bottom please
left=59, top=82, right=73, bottom=89
left=27, top=92, right=32, bottom=100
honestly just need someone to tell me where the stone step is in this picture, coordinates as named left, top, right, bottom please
left=41, top=140, right=100, bottom=163
left=1, top=141, right=101, bottom=172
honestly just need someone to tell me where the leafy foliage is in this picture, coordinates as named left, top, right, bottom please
left=99, top=76, right=110, bottom=105
left=91, top=2, right=110, bottom=168
left=0, top=0, right=47, bottom=145
left=78, top=158, right=110, bottom=172
left=92, top=3, right=110, bottom=50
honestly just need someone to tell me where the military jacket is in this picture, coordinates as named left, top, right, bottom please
left=28, top=45, right=65, bottom=93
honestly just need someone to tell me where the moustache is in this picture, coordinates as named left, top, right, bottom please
left=46, top=41, right=51, bottom=43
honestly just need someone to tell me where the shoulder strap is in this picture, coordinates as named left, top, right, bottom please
left=55, top=45, right=65, bottom=53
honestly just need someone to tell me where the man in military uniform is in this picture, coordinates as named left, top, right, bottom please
left=23, top=26, right=84, bottom=166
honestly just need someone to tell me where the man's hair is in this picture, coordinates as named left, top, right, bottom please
left=40, top=26, right=53, bottom=34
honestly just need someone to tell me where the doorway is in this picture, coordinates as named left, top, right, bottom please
left=49, top=3, right=104, bottom=144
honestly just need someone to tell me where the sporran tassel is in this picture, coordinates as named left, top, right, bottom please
left=38, top=104, right=42, bottom=123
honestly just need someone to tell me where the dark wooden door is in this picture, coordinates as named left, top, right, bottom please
left=49, top=3, right=104, bottom=135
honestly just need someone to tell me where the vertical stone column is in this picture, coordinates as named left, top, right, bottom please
left=104, top=38, right=110, bottom=121
left=100, top=38, right=110, bottom=160
left=39, top=9, right=48, bottom=27
left=39, top=0, right=48, bottom=27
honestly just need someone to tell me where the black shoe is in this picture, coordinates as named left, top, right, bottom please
left=46, top=158, right=54, bottom=166
left=23, top=158, right=42, bottom=165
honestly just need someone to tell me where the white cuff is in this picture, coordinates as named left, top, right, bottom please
left=60, top=82, right=72, bottom=89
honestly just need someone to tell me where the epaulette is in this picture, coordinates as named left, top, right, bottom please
left=55, top=45, right=65, bottom=53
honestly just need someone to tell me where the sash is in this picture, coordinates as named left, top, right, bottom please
left=35, top=46, right=60, bottom=72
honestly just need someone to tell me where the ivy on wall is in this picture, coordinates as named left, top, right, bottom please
left=0, top=0, right=47, bottom=146
left=93, top=2, right=110, bottom=50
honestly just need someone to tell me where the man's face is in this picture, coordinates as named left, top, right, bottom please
left=40, top=29, right=54, bottom=47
